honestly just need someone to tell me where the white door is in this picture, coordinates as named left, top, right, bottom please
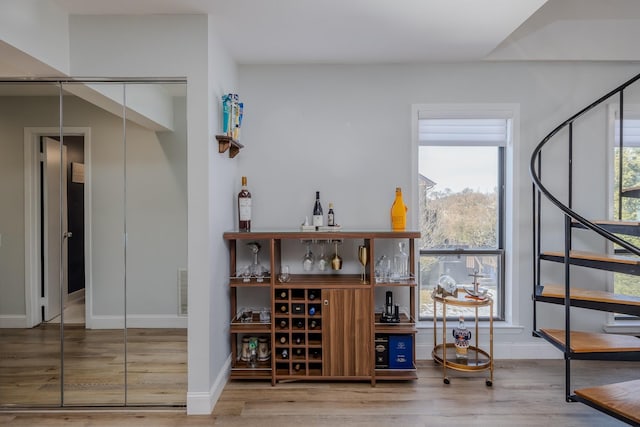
left=43, top=137, right=68, bottom=322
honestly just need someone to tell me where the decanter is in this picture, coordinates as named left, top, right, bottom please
left=452, top=316, right=472, bottom=360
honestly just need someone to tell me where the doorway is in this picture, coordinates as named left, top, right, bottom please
left=24, top=127, right=91, bottom=329
left=42, top=135, right=86, bottom=326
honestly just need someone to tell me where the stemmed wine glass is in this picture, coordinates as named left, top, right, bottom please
left=358, top=245, right=368, bottom=283
left=317, top=241, right=329, bottom=271
left=331, top=241, right=342, bottom=270
left=302, top=242, right=314, bottom=272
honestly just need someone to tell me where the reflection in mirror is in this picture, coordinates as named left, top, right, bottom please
left=0, top=82, right=63, bottom=406
left=61, top=82, right=127, bottom=406
left=0, top=80, right=187, bottom=408
left=123, top=82, right=187, bottom=405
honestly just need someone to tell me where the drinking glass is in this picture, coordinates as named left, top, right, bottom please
left=317, top=241, right=329, bottom=271
left=241, top=265, right=251, bottom=283
left=302, top=243, right=314, bottom=272
left=331, top=241, right=342, bottom=270
left=278, top=264, right=290, bottom=283
left=358, top=245, right=368, bottom=283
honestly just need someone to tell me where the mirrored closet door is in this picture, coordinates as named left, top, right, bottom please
left=0, top=79, right=187, bottom=407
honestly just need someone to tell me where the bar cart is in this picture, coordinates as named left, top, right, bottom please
left=432, top=290, right=493, bottom=386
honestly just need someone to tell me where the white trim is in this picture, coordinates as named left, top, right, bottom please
left=88, top=314, right=188, bottom=329
left=410, top=103, right=521, bottom=326
left=23, top=127, right=92, bottom=328
left=0, top=315, right=28, bottom=328
left=187, top=354, right=231, bottom=415
left=416, top=341, right=561, bottom=360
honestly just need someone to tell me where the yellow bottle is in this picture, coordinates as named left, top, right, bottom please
left=390, top=187, right=407, bottom=231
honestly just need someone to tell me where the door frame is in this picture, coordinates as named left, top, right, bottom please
left=24, top=127, right=92, bottom=328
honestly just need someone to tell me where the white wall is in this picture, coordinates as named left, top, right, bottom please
left=0, top=0, right=70, bottom=75
left=238, top=62, right=640, bottom=357
left=0, top=94, right=187, bottom=328
left=68, top=14, right=238, bottom=414
left=0, top=95, right=58, bottom=319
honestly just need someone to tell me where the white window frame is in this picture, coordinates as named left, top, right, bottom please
left=604, top=103, right=640, bottom=333
left=411, top=104, right=520, bottom=327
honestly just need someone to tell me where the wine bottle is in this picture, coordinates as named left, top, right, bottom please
left=309, top=306, right=316, bottom=316
left=294, top=363, right=301, bottom=372
left=295, top=336, right=302, bottom=345
left=279, top=335, right=287, bottom=344
left=308, top=290, right=316, bottom=300
left=279, top=290, right=288, bottom=299
left=279, top=319, right=288, bottom=329
left=296, top=320, right=304, bottom=329
left=295, top=348, right=303, bottom=356
left=327, top=203, right=335, bottom=226
left=309, top=319, right=317, bottom=329
left=281, top=349, right=288, bottom=359
left=279, top=304, right=287, bottom=313
left=238, top=176, right=252, bottom=232
left=312, top=191, right=323, bottom=227
left=390, top=187, right=407, bottom=231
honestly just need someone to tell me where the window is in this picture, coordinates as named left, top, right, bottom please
left=416, top=113, right=511, bottom=321
left=609, top=107, right=640, bottom=308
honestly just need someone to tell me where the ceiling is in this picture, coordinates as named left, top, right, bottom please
left=9, top=0, right=640, bottom=67
left=52, top=0, right=551, bottom=64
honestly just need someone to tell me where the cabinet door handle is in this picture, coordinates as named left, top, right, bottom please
left=324, top=299, right=329, bottom=306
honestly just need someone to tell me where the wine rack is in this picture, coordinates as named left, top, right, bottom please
left=224, top=230, right=419, bottom=385
left=274, top=287, right=323, bottom=378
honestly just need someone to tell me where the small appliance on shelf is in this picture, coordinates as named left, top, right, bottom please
left=380, top=291, right=400, bottom=324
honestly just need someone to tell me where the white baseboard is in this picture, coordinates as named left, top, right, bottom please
left=0, top=315, right=28, bottom=328
left=88, top=314, right=188, bottom=329
left=187, top=354, right=231, bottom=415
left=416, top=340, right=562, bottom=360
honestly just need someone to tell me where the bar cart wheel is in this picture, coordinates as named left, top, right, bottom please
left=444, top=377, right=450, bottom=385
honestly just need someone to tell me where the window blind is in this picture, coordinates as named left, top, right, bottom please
left=419, top=118, right=509, bottom=147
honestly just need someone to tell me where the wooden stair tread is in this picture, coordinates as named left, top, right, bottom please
left=542, top=250, right=640, bottom=265
left=541, top=329, right=640, bottom=353
left=575, top=379, right=640, bottom=425
left=541, top=284, right=640, bottom=308
left=622, top=185, right=640, bottom=198
left=586, top=219, right=640, bottom=227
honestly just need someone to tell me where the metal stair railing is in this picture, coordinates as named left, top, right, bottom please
left=530, top=71, right=640, bottom=402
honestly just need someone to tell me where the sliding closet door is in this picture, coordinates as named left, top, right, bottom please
left=0, top=82, right=63, bottom=406
left=60, top=82, right=126, bottom=406
left=123, top=82, right=188, bottom=405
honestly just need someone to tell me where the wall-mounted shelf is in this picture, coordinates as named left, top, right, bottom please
left=216, top=135, right=244, bottom=158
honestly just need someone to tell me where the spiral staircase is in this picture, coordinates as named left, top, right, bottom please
left=531, top=72, right=640, bottom=425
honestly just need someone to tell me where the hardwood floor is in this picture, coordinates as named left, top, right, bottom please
left=0, top=325, right=186, bottom=407
left=1, top=359, right=638, bottom=426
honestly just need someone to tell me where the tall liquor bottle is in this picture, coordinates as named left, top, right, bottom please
left=238, top=176, right=252, bottom=231
left=390, top=187, right=407, bottom=231
left=313, top=191, right=323, bottom=227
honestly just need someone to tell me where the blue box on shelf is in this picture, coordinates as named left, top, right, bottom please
left=388, top=335, right=413, bottom=369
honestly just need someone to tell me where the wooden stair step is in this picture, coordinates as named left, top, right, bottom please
left=541, top=250, right=640, bottom=275
left=621, top=184, right=640, bottom=199
left=572, top=219, right=640, bottom=237
left=575, top=379, right=640, bottom=425
left=543, top=250, right=640, bottom=265
left=540, top=329, right=640, bottom=353
left=538, top=284, right=640, bottom=316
